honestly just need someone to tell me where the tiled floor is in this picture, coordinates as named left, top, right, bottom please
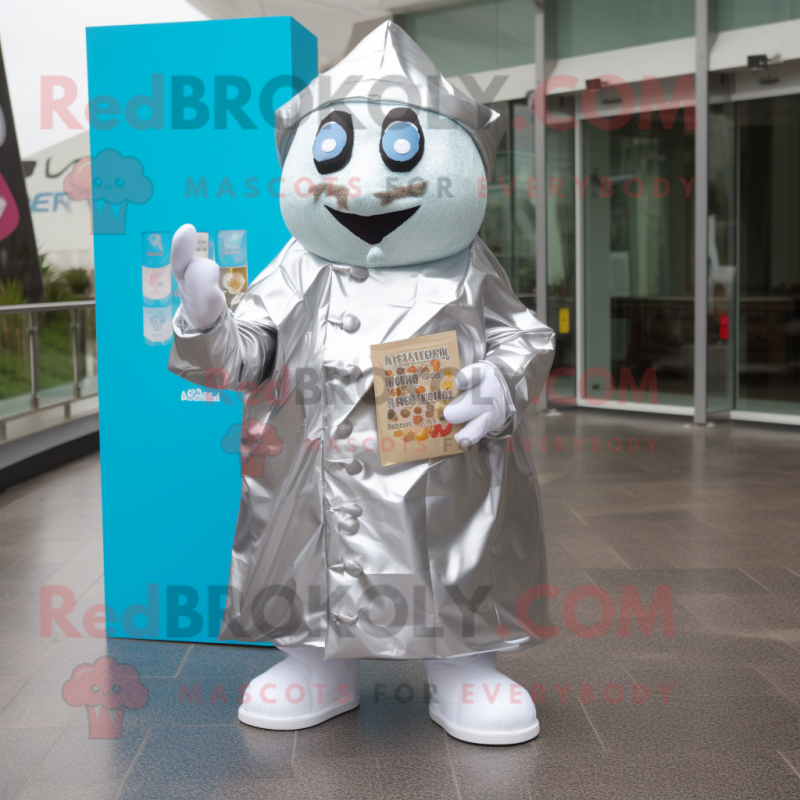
left=1, top=408, right=800, bottom=799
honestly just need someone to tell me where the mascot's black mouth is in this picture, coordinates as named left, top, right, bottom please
left=325, top=205, right=419, bottom=245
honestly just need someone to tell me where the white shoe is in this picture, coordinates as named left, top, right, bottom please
left=424, top=653, right=539, bottom=745
left=238, top=646, right=360, bottom=730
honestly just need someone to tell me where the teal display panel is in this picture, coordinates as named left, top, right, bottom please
left=86, top=18, right=317, bottom=643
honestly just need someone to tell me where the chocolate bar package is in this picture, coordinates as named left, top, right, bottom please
left=370, top=331, right=466, bottom=467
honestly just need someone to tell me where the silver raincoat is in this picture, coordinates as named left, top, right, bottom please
left=169, top=236, right=555, bottom=659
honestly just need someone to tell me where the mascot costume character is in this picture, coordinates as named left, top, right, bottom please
left=168, top=21, right=555, bottom=745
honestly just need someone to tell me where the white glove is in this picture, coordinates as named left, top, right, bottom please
left=171, top=223, right=226, bottom=330
left=444, top=361, right=510, bottom=447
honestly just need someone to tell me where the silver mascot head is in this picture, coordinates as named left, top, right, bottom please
left=275, top=22, right=504, bottom=269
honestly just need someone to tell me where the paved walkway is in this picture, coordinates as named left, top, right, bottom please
left=1, top=409, right=799, bottom=799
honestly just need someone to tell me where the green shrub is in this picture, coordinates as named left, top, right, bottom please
left=0, top=276, right=26, bottom=306
left=63, top=269, right=92, bottom=297
left=39, top=260, right=93, bottom=302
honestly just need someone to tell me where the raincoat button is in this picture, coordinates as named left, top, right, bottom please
left=339, top=517, right=360, bottom=534
left=342, top=314, right=360, bottom=332
left=333, top=419, right=353, bottom=438
left=340, top=503, right=362, bottom=517
left=343, top=560, right=363, bottom=577
left=344, top=459, right=363, bottom=475
left=329, top=560, right=361, bottom=575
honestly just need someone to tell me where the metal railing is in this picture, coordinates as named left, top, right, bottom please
left=0, top=300, right=97, bottom=441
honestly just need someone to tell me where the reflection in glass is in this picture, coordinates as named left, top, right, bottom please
left=718, top=0, right=800, bottom=31
left=707, top=103, right=737, bottom=413
left=556, top=0, right=693, bottom=59
left=479, top=101, right=536, bottom=307
left=479, top=99, right=576, bottom=405
left=403, top=0, right=535, bottom=77
left=737, top=96, right=800, bottom=415
left=547, top=101, right=577, bottom=404
left=584, top=110, right=695, bottom=407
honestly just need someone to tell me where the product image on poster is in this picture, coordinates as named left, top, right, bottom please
left=142, top=231, right=171, bottom=303
left=371, top=331, right=465, bottom=466
left=216, top=229, right=247, bottom=308
left=195, top=231, right=210, bottom=260
left=143, top=303, right=172, bottom=347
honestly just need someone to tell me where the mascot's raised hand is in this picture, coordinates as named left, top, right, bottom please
left=170, top=223, right=225, bottom=330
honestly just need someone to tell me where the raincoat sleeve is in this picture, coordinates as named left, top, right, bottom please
left=474, top=238, right=555, bottom=436
left=168, top=293, right=277, bottom=392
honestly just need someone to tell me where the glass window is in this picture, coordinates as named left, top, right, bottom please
left=737, top=95, right=800, bottom=415
left=718, top=0, right=800, bottom=31
left=402, top=0, right=534, bottom=77
left=556, top=0, right=694, bottom=59
left=479, top=101, right=536, bottom=306
left=497, top=0, right=537, bottom=70
left=477, top=99, right=576, bottom=405
left=547, top=98, right=577, bottom=404
left=707, top=103, right=738, bottom=414
left=583, top=110, right=695, bottom=408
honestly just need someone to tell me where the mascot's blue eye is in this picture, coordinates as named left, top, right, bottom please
left=93, top=178, right=101, bottom=188
left=313, top=123, right=346, bottom=161
left=114, top=177, right=125, bottom=188
left=382, top=122, right=420, bottom=163
left=312, top=111, right=354, bottom=175
left=380, top=108, right=424, bottom=172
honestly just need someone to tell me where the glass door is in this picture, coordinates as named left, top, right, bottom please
left=547, top=108, right=577, bottom=404
left=736, top=95, right=800, bottom=416
left=582, top=110, right=695, bottom=409
left=579, top=91, right=800, bottom=420
left=479, top=100, right=536, bottom=308
left=707, top=103, right=738, bottom=414
left=479, top=98, right=577, bottom=405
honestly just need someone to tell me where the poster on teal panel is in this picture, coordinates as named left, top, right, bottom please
left=86, top=18, right=317, bottom=643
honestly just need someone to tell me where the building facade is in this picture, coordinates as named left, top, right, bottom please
left=394, top=0, right=800, bottom=425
